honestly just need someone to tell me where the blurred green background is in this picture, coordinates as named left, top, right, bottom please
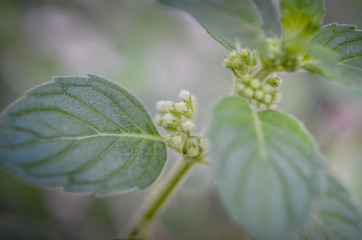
left=1, top=0, right=362, bottom=239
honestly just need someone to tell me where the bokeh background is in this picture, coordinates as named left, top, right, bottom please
left=1, top=0, right=362, bottom=239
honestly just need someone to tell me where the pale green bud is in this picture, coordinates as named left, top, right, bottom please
left=264, top=94, right=272, bottom=104
left=156, top=100, right=173, bottom=113
left=186, top=139, right=199, bottom=157
left=255, top=90, right=264, bottom=100
left=236, top=83, right=246, bottom=91
left=162, top=113, right=180, bottom=128
left=232, top=59, right=243, bottom=69
left=250, top=79, right=260, bottom=89
left=166, top=132, right=187, bottom=152
left=266, top=77, right=282, bottom=88
left=241, top=74, right=251, bottom=83
left=230, top=51, right=238, bottom=58
left=153, top=115, right=163, bottom=126
left=224, top=58, right=232, bottom=69
left=243, top=88, right=254, bottom=98
left=239, top=49, right=251, bottom=65
left=181, top=120, right=195, bottom=133
left=262, top=84, right=272, bottom=93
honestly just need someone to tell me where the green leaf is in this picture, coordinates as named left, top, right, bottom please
left=0, top=74, right=167, bottom=196
left=251, top=0, right=282, bottom=37
left=295, top=170, right=362, bottom=239
left=281, top=0, right=325, bottom=39
left=311, top=23, right=362, bottom=88
left=158, top=0, right=267, bottom=52
left=209, top=96, right=323, bottom=240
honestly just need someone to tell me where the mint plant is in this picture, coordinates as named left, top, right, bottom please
left=1, top=0, right=362, bottom=239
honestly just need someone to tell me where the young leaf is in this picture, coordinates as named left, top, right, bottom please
left=209, top=96, right=323, bottom=240
left=281, top=0, right=325, bottom=39
left=0, top=74, right=167, bottom=196
left=295, top=170, right=362, bottom=239
left=158, top=0, right=267, bottom=52
left=311, top=23, right=362, bottom=88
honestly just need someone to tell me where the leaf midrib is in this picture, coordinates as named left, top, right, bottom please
left=2, top=133, right=163, bottom=149
left=251, top=110, right=267, bottom=159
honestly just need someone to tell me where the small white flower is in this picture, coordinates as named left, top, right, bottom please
left=153, top=115, right=163, bottom=126
left=179, top=89, right=191, bottom=101
left=172, top=135, right=183, bottom=146
left=181, top=120, right=195, bottom=133
left=186, top=139, right=199, bottom=157
left=156, top=101, right=173, bottom=113
left=175, top=102, right=188, bottom=113
left=165, top=133, right=186, bottom=152
left=162, top=113, right=174, bottom=125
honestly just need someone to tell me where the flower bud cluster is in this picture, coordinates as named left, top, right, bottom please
left=261, top=38, right=303, bottom=72
left=224, top=49, right=258, bottom=77
left=235, top=74, right=282, bottom=110
left=154, top=90, right=208, bottom=158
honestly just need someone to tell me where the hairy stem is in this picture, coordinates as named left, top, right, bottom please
left=129, top=156, right=198, bottom=239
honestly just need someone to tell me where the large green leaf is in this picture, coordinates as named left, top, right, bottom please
left=0, top=74, right=167, bottom=196
left=295, top=170, right=362, bottom=239
left=209, top=96, right=323, bottom=240
left=158, top=0, right=267, bottom=52
left=281, top=0, right=325, bottom=39
left=311, top=23, right=362, bottom=88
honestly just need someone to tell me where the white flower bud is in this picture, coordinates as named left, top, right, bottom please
left=196, top=134, right=209, bottom=151
left=179, top=89, right=191, bottom=101
left=153, top=115, right=163, bottom=126
left=172, top=135, right=183, bottom=146
left=165, top=132, right=186, bottom=152
left=186, top=139, right=199, bottom=157
left=181, top=120, right=195, bottom=133
left=163, top=113, right=174, bottom=125
left=175, top=102, right=188, bottom=113
left=156, top=101, right=173, bottom=113
left=162, top=113, right=180, bottom=128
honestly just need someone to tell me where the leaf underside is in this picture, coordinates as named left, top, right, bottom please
left=251, top=0, right=282, bottom=37
left=295, top=170, right=362, bottom=240
left=209, top=96, right=323, bottom=240
left=312, top=23, right=362, bottom=87
left=0, top=74, right=167, bottom=196
left=159, top=0, right=267, bottom=52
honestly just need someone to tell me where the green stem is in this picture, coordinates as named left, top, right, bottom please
left=129, top=156, right=197, bottom=239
